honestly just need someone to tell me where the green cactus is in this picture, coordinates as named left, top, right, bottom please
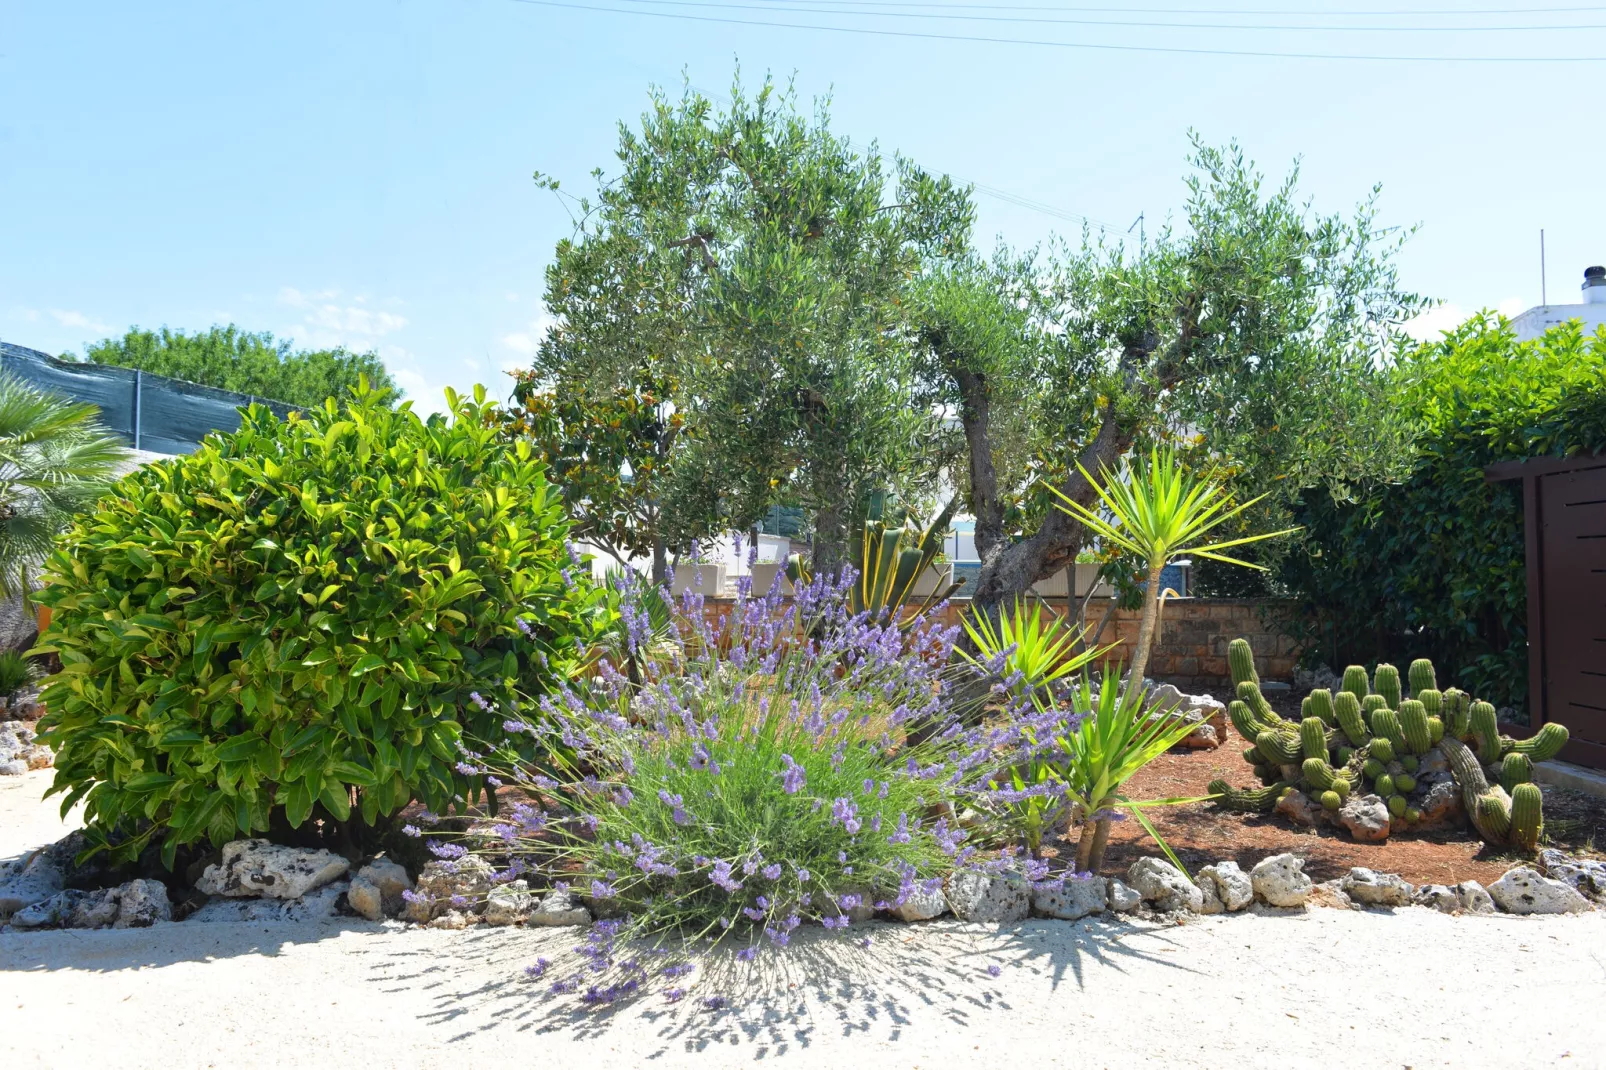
left=1442, top=689, right=1471, bottom=738
left=1369, top=737, right=1396, bottom=764
left=1469, top=701, right=1501, bottom=759
left=1375, top=773, right=1396, bottom=797
left=1394, top=774, right=1418, bottom=794
left=1340, top=665, right=1369, bottom=698
left=1499, top=752, right=1534, bottom=792
left=1227, top=638, right=1259, bottom=687
left=1408, top=658, right=1437, bottom=698
left=1398, top=700, right=1432, bottom=755
left=1362, top=694, right=1389, bottom=716
left=1319, top=790, right=1342, bottom=811
left=1256, top=729, right=1303, bottom=765
left=1428, top=716, right=1444, bottom=744
left=1300, top=717, right=1330, bottom=761
left=1387, top=794, right=1408, bottom=818
left=1509, top=722, right=1569, bottom=763
left=1373, top=663, right=1402, bottom=709
left=1416, top=688, right=1443, bottom=719
left=1306, top=689, right=1336, bottom=726
left=1241, top=745, right=1262, bottom=764
left=1370, top=707, right=1406, bottom=752
left=1255, top=765, right=1284, bottom=786
left=1511, top=782, right=1543, bottom=852
left=1228, top=698, right=1274, bottom=743
left=1332, top=776, right=1352, bottom=800
left=1475, top=791, right=1512, bottom=842
left=1335, top=745, right=1355, bottom=765
left=1363, top=757, right=1386, bottom=780
left=1404, top=807, right=1421, bottom=824
left=1302, top=757, right=1339, bottom=789
left=1236, top=681, right=1285, bottom=733
left=1333, top=692, right=1371, bottom=747
left=1209, top=778, right=1289, bottom=813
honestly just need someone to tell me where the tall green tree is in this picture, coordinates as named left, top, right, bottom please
left=914, top=139, right=1428, bottom=623
left=82, top=325, right=396, bottom=409
left=532, top=77, right=969, bottom=571
left=0, top=375, right=127, bottom=598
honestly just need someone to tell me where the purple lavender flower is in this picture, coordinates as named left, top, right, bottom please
left=986, top=964, right=1002, bottom=978
left=761, top=863, right=782, bottom=881
left=830, top=797, right=861, bottom=834
left=401, top=824, right=422, bottom=838
left=736, top=947, right=757, bottom=962
left=523, top=958, right=550, bottom=979
left=778, top=754, right=806, bottom=795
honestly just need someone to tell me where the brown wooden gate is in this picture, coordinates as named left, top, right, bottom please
left=1488, top=454, right=1606, bottom=769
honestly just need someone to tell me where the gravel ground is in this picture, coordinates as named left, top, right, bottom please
left=4, top=770, right=1605, bottom=1070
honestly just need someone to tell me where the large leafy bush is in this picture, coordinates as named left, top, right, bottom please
left=1283, top=316, right=1606, bottom=711
left=34, top=383, right=600, bottom=864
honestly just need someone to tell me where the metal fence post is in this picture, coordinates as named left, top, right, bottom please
left=132, top=369, right=142, bottom=451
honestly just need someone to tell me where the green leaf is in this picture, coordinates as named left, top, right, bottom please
left=349, top=653, right=386, bottom=677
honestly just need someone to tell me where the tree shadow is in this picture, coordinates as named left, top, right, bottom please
left=1, top=915, right=392, bottom=971
left=359, top=916, right=1199, bottom=1059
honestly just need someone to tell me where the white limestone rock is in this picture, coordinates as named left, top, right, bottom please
left=113, top=879, right=171, bottom=928
left=1455, top=880, right=1496, bottom=914
left=1337, top=794, right=1391, bottom=843
left=1106, top=878, right=1142, bottom=913
left=1413, top=884, right=1461, bottom=913
left=1537, top=849, right=1606, bottom=902
left=1488, top=867, right=1594, bottom=915
left=0, top=848, right=64, bottom=918
left=1275, top=789, right=1323, bottom=829
left=1030, top=876, right=1107, bottom=920
left=1250, top=854, right=1313, bottom=908
left=347, top=876, right=385, bottom=921
left=1341, top=868, right=1414, bottom=908
left=1127, top=857, right=1204, bottom=913
left=354, top=857, right=412, bottom=916
left=945, top=869, right=1031, bottom=924
left=188, top=881, right=348, bottom=924
left=196, top=840, right=350, bottom=900
left=888, top=883, right=950, bottom=922
left=1197, top=861, right=1254, bottom=912
left=527, top=887, right=592, bottom=927
left=484, top=881, right=534, bottom=926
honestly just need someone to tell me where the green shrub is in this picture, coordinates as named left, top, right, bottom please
left=0, top=651, right=34, bottom=695
left=34, top=382, right=601, bottom=865
left=1282, top=316, right=1606, bottom=711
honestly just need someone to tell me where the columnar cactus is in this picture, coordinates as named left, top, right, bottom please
left=1227, top=637, right=1259, bottom=688
left=1397, top=700, right=1432, bottom=755
left=1333, top=692, right=1371, bottom=748
left=1408, top=658, right=1437, bottom=698
left=1469, top=701, right=1501, bottom=760
left=1372, top=664, right=1402, bottom=710
left=1210, top=643, right=1567, bottom=854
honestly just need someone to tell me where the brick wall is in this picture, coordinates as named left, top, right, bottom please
left=697, top=595, right=1308, bottom=694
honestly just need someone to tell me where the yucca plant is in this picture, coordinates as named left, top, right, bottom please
left=961, top=599, right=1110, bottom=693
left=0, top=374, right=127, bottom=599
left=1051, top=671, right=1209, bottom=873
left=1050, top=447, right=1297, bottom=684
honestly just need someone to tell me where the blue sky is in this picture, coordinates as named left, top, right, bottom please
left=3, top=1, right=1603, bottom=411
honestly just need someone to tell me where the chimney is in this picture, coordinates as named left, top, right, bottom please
left=1585, top=265, right=1606, bottom=305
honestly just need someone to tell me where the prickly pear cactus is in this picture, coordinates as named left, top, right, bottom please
left=1209, top=641, right=1567, bottom=854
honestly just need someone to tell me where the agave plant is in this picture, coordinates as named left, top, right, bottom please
left=1050, top=447, right=1296, bottom=684
left=786, top=497, right=961, bottom=624
left=960, top=599, right=1110, bottom=693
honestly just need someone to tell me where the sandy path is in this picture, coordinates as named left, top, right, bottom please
left=4, top=773, right=1604, bottom=1070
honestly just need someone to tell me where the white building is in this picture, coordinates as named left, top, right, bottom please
left=1510, top=265, right=1606, bottom=341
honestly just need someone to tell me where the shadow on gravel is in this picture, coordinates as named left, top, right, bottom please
left=0, top=917, right=387, bottom=972
left=365, top=917, right=1197, bottom=1059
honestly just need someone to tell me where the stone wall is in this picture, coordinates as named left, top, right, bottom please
left=697, top=595, right=1308, bottom=692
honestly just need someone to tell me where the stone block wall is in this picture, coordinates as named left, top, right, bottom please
left=697, top=594, right=1308, bottom=693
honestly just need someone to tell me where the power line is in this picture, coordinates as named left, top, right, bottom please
left=600, top=0, right=1606, bottom=31
left=657, top=1, right=1606, bottom=11
left=507, top=0, right=1606, bottom=58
